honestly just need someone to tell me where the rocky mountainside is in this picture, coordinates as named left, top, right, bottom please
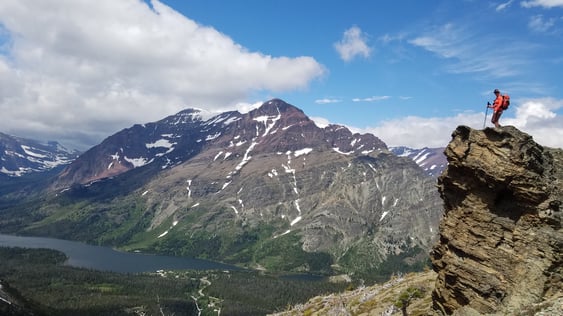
left=132, top=99, right=442, bottom=275
left=9, top=99, right=443, bottom=278
left=390, top=146, right=446, bottom=177
left=274, top=125, right=563, bottom=316
left=0, top=132, right=79, bottom=177
left=52, top=107, right=216, bottom=188
left=432, top=125, right=562, bottom=315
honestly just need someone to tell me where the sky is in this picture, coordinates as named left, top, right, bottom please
left=0, top=0, right=562, bottom=151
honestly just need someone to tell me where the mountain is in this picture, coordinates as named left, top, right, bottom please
left=390, top=146, right=446, bottom=177
left=3, top=99, right=443, bottom=278
left=273, top=125, right=563, bottom=316
left=0, top=132, right=79, bottom=177
left=51, top=107, right=214, bottom=189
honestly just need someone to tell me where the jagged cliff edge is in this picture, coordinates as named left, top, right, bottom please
left=431, top=125, right=562, bottom=315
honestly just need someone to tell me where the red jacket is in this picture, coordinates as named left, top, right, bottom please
left=492, top=95, right=504, bottom=112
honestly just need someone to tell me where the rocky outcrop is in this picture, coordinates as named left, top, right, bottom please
left=431, top=125, right=563, bottom=315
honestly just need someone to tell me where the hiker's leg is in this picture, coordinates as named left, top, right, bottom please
left=490, top=111, right=502, bottom=128
left=491, top=111, right=499, bottom=125
left=496, top=111, right=503, bottom=127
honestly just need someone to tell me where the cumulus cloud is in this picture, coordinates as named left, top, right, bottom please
left=334, top=26, right=372, bottom=62
left=0, top=0, right=325, bottom=149
left=360, top=98, right=563, bottom=149
left=502, top=98, right=563, bottom=148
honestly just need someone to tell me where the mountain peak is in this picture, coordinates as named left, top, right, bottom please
left=249, top=99, right=309, bottom=123
left=51, top=98, right=389, bottom=188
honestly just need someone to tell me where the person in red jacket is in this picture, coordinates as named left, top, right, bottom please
left=488, top=89, right=504, bottom=128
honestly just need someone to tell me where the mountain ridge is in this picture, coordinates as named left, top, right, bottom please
left=0, top=132, right=79, bottom=177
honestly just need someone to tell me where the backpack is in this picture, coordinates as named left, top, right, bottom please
left=501, top=95, right=510, bottom=110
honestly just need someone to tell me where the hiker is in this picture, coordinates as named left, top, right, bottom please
left=488, top=89, right=504, bottom=128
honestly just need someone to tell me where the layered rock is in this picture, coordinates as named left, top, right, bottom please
left=431, top=126, right=563, bottom=315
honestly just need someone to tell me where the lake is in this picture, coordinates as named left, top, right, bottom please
left=0, top=234, right=240, bottom=273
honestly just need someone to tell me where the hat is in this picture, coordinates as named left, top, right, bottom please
left=494, top=89, right=500, bottom=93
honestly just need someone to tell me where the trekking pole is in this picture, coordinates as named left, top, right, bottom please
left=483, top=102, right=490, bottom=129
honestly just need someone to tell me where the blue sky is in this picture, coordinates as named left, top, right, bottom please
left=0, top=0, right=562, bottom=150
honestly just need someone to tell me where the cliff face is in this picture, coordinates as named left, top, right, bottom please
left=431, top=125, right=563, bottom=314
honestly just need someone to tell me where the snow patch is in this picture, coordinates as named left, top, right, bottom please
left=186, top=179, right=192, bottom=198
left=414, top=151, right=431, bottom=165
left=274, top=230, right=291, bottom=238
left=253, top=107, right=281, bottom=137
left=221, top=181, right=231, bottom=190
left=124, top=156, right=153, bottom=168
left=21, top=145, right=47, bottom=158
left=0, top=166, right=26, bottom=176
left=223, top=116, right=240, bottom=125
left=268, top=168, right=279, bottom=178
left=206, top=132, right=222, bottom=141
left=294, top=148, right=313, bottom=157
left=234, top=140, right=258, bottom=171
left=333, top=147, right=354, bottom=155
left=295, top=199, right=302, bottom=214
left=146, top=139, right=175, bottom=149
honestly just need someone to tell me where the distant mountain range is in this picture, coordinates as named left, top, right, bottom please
left=1, top=128, right=446, bottom=181
left=0, top=132, right=80, bottom=177
left=389, top=146, right=446, bottom=177
left=0, top=99, right=444, bottom=279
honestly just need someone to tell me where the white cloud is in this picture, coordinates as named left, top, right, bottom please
left=497, top=0, right=515, bottom=11
left=334, top=26, right=372, bottom=62
left=521, top=0, right=563, bottom=8
left=233, top=101, right=263, bottom=114
left=409, top=23, right=531, bottom=78
left=363, top=113, right=485, bottom=148
left=528, top=15, right=556, bottom=32
left=352, top=96, right=391, bottom=102
left=502, top=98, right=563, bottom=148
left=0, top=0, right=325, bottom=150
left=360, top=98, right=563, bottom=149
left=315, top=98, right=342, bottom=104
left=310, top=116, right=331, bottom=128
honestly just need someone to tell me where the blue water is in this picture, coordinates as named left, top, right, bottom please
left=0, top=234, right=240, bottom=273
